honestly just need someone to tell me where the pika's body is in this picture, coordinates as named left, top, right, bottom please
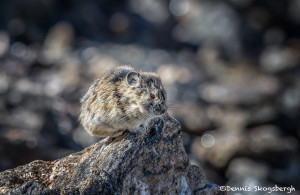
left=79, top=65, right=167, bottom=137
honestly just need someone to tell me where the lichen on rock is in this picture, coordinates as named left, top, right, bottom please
left=0, top=114, right=222, bottom=194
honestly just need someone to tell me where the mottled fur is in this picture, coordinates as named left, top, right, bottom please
left=80, top=65, right=167, bottom=137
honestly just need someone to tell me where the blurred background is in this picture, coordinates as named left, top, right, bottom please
left=0, top=0, right=299, bottom=192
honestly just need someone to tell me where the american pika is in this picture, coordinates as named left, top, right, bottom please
left=79, top=65, right=167, bottom=137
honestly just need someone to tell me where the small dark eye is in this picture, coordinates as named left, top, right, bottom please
left=150, top=93, right=155, bottom=99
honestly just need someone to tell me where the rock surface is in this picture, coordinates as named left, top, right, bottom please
left=0, top=114, right=221, bottom=195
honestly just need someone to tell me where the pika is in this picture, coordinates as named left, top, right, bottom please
left=79, top=65, right=167, bottom=137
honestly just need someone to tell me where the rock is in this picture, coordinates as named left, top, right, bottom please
left=0, top=114, right=222, bottom=195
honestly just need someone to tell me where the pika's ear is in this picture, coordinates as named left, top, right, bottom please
left=126, top=71, right=140, bottom=86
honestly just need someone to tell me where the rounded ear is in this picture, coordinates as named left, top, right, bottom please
left=126, top=71, right=140, bottom=86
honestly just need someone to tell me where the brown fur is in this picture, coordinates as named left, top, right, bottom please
left=79, top=65, right=167, bottom=137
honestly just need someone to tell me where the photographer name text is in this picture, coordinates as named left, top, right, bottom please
left=219, top=185, right=295, bottom=194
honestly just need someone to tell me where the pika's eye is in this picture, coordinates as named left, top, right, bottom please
left=150, top=93, right=155, bottom=99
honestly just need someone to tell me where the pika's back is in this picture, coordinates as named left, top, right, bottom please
left=80, top=65, right=167, bottom=137
left=100, top=65, right=135, bottom=86
left=80, top=65, right=134, bottom=120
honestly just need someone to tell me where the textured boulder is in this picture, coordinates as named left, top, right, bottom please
left=0, top=114, right=221, bottom=194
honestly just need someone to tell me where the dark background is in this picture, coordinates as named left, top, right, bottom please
left=0, top=0, right=299, bottom=191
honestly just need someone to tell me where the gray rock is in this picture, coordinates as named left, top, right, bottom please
left=0, top=114, right=221, bottom=195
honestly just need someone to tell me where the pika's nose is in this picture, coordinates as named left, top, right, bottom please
left=154, top=104, right=166, bottom=115
left=154, top=105, right=160, bottom=112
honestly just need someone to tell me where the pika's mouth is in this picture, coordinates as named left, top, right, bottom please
left=146, top=102, right=166, bottom=116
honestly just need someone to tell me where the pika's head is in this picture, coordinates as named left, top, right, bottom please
left=126, top=71, right=167, bottom=116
